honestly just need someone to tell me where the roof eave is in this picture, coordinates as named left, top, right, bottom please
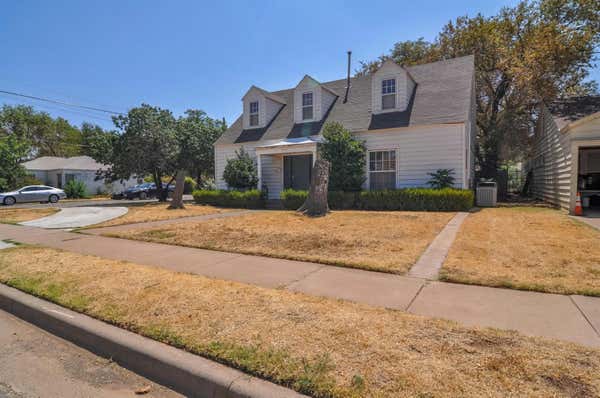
left=559, top=111, right=600, bottom=133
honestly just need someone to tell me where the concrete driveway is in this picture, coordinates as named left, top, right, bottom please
left=5, top=195, right=194, bottom=210
left=20, top=207, right=128, bottom=229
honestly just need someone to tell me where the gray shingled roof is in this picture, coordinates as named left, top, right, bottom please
left=216, top=55, right=474, bottom=145
left=22, top=156, right=106, bottom=171
left=548, top=96, right=600, bottom=131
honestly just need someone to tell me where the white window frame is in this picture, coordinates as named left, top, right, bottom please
left=367, top=149, right=398, bottom=190
left=249, top=101, right=259, bottom=127
left=302, top=92, right=314, bottom=121
left=381, top=78, right=396, bottom=110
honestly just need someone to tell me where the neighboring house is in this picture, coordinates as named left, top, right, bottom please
left=214, top=55, right=477, bottom=200
left=527, top=96, right=600, bottom=214
left=22, top=156, right=138, bottom=195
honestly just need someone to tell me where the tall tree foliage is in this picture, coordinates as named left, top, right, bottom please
left=80, top=122, right=117, bottom=162
left=0, top=105, right=82, bottom=158
left=358, top=0, right=600, bottom=178
left=99, top=105, right=226, bottom=204
left=108, top=104, right=179, bottom=201
left=176, top=110, right=226, bottom=185
left=0, top=134, right=29, bottom=191
left=320, top=122, right=366, bottom=191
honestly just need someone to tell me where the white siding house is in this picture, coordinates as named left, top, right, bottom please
left=215, top=56, right=477, bottom=200
left=22, top=156, right=138, bottom=195
left=527, top=96, right=600, bottom=214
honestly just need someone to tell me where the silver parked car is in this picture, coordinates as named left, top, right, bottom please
left=0, top=185, right=67, bottom=205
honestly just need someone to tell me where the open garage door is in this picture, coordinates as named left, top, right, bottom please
left=578, top=146, right=600, bottom=216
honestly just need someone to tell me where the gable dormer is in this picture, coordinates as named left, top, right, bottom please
left=242, top=86, right=285, bottom=130
left=371, top=59, right=415, bottom=114
left=293, top=75, right=337, bottom=124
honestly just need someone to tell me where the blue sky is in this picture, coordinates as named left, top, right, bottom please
left=1, top=0, right=597, bottom=130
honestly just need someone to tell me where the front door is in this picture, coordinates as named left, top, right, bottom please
left=284, top=154, right=312, bottom=190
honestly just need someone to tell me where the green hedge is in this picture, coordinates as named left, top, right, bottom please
left=358, top=188, right=473, bottom=211
left=281, top=189, right=307, bottom=210
left=280, top=188, right=473, bottom=211
left=193, top=189, right=264, bottom=208
left=328, top=191, right=360, bottom=210
left=183, top=177, right=197, bottom=194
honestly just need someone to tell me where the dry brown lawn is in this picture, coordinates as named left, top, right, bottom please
left=89, top=204, right=231, bottom=228
left=0, top=208, right=58, bottom=224
left=1, top=246, right=599, bottom=397
left=442, top=207, right=600, bottom=296
left=107, top=210, right=455, bottom=274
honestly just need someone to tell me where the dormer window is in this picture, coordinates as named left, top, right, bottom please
left=381, top=79, right=396, bottom=110
left=249, top=101, right=259, bottom=127
left=302, top=92, right=313, bottom=120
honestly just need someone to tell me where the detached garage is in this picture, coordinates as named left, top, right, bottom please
left=527, top=96, right=600, bottom=215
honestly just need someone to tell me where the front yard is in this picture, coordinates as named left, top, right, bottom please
left=1, top=246, right=598, bottom=398
left=0, top=208, right=58, bottom=224
left=442, top=207, right=600, bottom=296
left=87, top=203, right=232, bottom=228
left=105, top=210, right=455, bottom=274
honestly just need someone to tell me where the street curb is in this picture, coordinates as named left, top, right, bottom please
left=0, top=284, right=307, bottom=398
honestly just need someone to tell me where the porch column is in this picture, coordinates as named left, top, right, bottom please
left=569, top=143, right=579, bottom=214
left=257, top=153, right=262, bottom=190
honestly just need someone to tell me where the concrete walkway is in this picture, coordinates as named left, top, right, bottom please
left=408, top=212, right=468, bottom=279
left=1, top=222, right=599, bottom=348
left=573, top=213, right=600, bottom=230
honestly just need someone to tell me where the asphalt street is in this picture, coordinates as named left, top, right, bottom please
left=0, top=309, right=181, bottom=398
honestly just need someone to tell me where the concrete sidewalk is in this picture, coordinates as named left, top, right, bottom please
left=1, top=223, right=599, bottom=348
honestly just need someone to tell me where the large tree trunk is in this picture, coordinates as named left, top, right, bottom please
left=169, top=169, right=186, bottom=209
left=297, top=159, right=330, bottom=217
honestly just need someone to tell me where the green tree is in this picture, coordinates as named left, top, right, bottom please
left=168, top=110, right=226, bottom=208
left=0, top=134, right=29, bottom=191
left=320, top=122, right=366, bottom=191
left=0, top=105, right=81, bottom=156
left=108, top=104, right=178, bottom=201
left=80, top=122, right=117, bottom=163
left=0, top=104, right=83, bottom=158
left=223, top=147, right=258, bottom=190
left=358, top=37, right=439, bottom=73
left=176, top=110, right=226, bottom=185
left=357, top=0, right=600, bottom=178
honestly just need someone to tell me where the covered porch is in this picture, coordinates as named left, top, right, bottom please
left=255, top=138, right=319, bottom=200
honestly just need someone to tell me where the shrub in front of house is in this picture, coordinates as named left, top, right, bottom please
left=358, top=188, right=473, bottom=211
left=64, top=180, right=88, bottom=199
left=427, top=168, right=456, bottom=189
left=281, top=190, right=359, bottom=210
left=280, top=189, right=308, bottom=210
left=223, top=147, right=259, bottom=190
left=320, top=121, right=366, bottom=191
left=183, top=176, right=197, bottom=194
left=193, top=189, right=264, bottom=208
left=327, top=191, right=360, bottom=210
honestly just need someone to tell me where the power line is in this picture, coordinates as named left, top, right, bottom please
left=0, top=94, right=115, bottom=124
left=0, top=89, right=125, bottom=116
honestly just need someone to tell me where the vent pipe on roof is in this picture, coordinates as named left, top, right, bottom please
left=344, top=51, right=351, bottom=103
